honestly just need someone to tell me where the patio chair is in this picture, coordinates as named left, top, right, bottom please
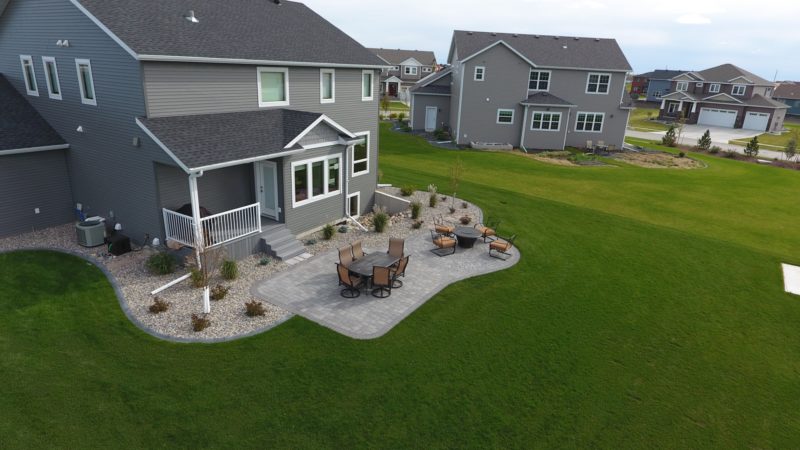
left=585, top=140, right=593, bottom=150
left=474, top=218, right=500, bottom=242
left=371, top=266, right=393, bottom=298
left=390, top=255, right=410, bottom=288
left=336, top=263, right=363, bottom=298
left=352, top=240, right=367, bottom=260
left=338, top=246, right=353, bottom=267
left=433, top=215, right=455, bottom=235
left=388, top=238, right=405, bottom=259
left=430, top=230, right=457, bottom=257
left=489, top=234, right=516, bottom=260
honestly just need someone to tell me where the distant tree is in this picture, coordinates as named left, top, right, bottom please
left=662, top=125, right=677, bottom=147
left=744, top=136, right=760, bottom=158
left=697, top=129, right=712, bottom=151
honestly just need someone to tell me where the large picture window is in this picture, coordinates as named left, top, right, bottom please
left=258, top=67, right=289, bottom=107
left=586, top=72, right=611, bottom=94
left=530, top=112, right=561, bottom=131
left=75, top=59, right=97, bottom=105
left=362, top=70, right=374, bottom=101
left=42, top=57, right=61, bottom=100
left=528, top=70, right=551, bottom=91
left=352, top=131, right=370, bottom=176
left=20, top=55, right=38, bottom=96
left=575, top=112, right=604, bottom=132
left=292, top=155, right=341, bottom=206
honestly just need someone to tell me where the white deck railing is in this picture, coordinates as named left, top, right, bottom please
left=163, top=203, right=262, bottom=248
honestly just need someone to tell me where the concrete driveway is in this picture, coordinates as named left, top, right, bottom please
left=630, top=124, right=761, bottom=145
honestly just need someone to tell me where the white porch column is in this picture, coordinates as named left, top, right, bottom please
left=189, top=172, right=210, bottom=314
left=678, top=100, right=683, bottom=112
left=691, top=102, right=698, bottom=113
left=660, top=99, right=666, bottom=110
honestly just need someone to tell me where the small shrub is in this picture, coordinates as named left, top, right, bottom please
left=373, top=212, right=389, bottom=233
left=189, top=267, right=205, bottom=288
left=146, top=252, right=175, bottom=275
left=709, top=146, right=721, bottom=154
left=191, top=314, right=211, bottom=332
left=210, top=284, right=230, bottom=301
left=723, top=150, right=738, bottom=159
left=322, top=223, right=335, bottom=240
left=411, top=220, right=423, bottom=229
left=389, top=112, right=397, bottom=119
left=402, top=125, right=412, bottom=132
left=461, top=201, right=468, bottom=209
left=258, top=256, right=271, bottom=266
left=398, top=112, right=406, bottom=122
left=400, top=184, right=415, bottom=196
left=678, top=151, right=686, bottom=158
left=305, top=239, right=317, bottom=246
left=245, top=300, right=266, bottom=317
left=148, top=297, right=169, bottom=314
left=785, top=137, right=797, bottom=161
left=220, top=259, right=238, bottom=280
left=410, top=201, right=422, bottom=219
left=744, top=136, right=759, bottom=158
left=662, top=125, right=677, bottom=147
left=429, top=193, right=438, bottom=208
left=697, top=129, right=712, bottom=151
left=338, top=226, right=348, bottom=233
left=449, top=207, right=456, bottom=214
left=460, top=215, right=472, bottom=225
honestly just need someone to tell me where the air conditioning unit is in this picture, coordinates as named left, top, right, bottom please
left=76, top=220, right=106, bottom=247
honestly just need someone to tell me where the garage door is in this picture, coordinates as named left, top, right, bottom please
left=742, top=112, right=770, bottom=131
left=698, top=108, right=737, bottom=128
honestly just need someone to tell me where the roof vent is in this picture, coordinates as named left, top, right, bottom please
left=184, top=10, right=199, bottom=23
left=534, top=35, right=539, bottom=38
left=467, top=31, right=473, bottom=35
left=594, top=38, right=600, bottom=42
left=491, top=32, right=497, bottom=36
left=574, top=37, right=579, bottom=40
left=273, top=0, right=282, bottom=4
left=554, top=36, right=559, bottom=39
left=512, top=33, right=518, bottom=37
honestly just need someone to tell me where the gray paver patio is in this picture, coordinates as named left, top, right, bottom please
left=251, top=231, right=520, bottom=339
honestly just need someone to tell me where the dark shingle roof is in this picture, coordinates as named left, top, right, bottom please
left=635, top=69, right=686, bottom=80
left=692, top=64, right=773, bottom=85
left=451, top=30, right=631, bottom=71
left=774, top=83, right=800, bottom=100
left=139, top=109, right=323, bottom=170
left=367, top=48, right=436, bottom=66
left=0, top=74, right=66, bottom=152
left=77, top=0, right=385, bottom=66
left=411, top=85, right=451, bottom=95
left=744, top=94, right=789, bottom=109
left=520, top=92, right=575, bottom=106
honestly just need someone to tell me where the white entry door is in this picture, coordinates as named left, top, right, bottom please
left=255, top=161, right=279, bottom=220
left=425, top=106, right=438, bottom=132
left=742, top=112, right=770, bottom=131
left=697, top=107, right=737, bottom=128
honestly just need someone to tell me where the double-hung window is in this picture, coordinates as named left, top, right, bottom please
left=75, top=59, right=97, bottom=105
left=404, top=66, right=418, bottom=76
left=292, top=155, right=341, bottom=206
left=732, top=84, right=746, bottom=96
left=258, top=67, right=289, bottom=107
left=352, top=132, right=369, bottom=176
left=530, top=112, right=561, bottom=131
left=586, top=72, right=611, bottom=94
left=20, top=55, right=38, bottom=96
left=575, top=112, right=604, bottom=132
left=676, top=81, right=688, bottom=92
left=362, top=70, right=374, bottom=101
left=474, top=66, right=485, bottom=81
left=528, top=70, right=550, bottom=91
left=709, top=83, right=720, bottom=93
left=42, top=57, right=61, bottom=100
left=320, top=69, right=335, bottom=104
left=496, top=109, right=514, bottom=124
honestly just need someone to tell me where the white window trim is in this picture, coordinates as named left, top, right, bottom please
left=474, top=66, right=485, bottom=81
left=732, top=84, right=746, bottom=96
left=75, top=58, right=97, bottom=106
left=530, top=111, right=561, bottom=131
left=585, top=72, right=611, bottom=95
left=257, top=67, right=290, bottom=107
left=574, top=111, right=605, bottom=133
left=41, top=57, right=62, bottom=100
left=20, top=55, right=38, bottom=96
left=320, top=68, right=335, bottom=104
left=709, top=83, right=720, bottom=93
left=404, top=66, right=418, bottom=76
left=347, top=192, right=361, bottom=218
left=361, top=69, right=374, bottom=101
left=291, top=154, right=342, bottom=208
left=496, top=109, right=515, bottom=125
left=422, top=67, right=432, bottom=73
left=351, top=131, right=370, bottom=177
left=654, top=90, right=662, bottom=98
left=668, top=103, right=678, bottom=113
left=528, top=69, right=551, bottom=92
left=676, top=81, right=689, bottom=92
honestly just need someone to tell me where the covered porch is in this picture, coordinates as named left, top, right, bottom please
left=659, top=92, right=699, bottom=121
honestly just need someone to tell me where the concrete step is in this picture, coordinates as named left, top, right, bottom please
left=259, top=224, right=307, bottom=261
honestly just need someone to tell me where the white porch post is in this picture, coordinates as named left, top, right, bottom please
left=678, top=100, right=683, bottom=112
left=691, top=102, right=698, bottom=113
left=189, top=172, right=210, bottom=314
left=660, top=99, right=666, bottom=110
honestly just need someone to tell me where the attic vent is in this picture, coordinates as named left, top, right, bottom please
left=594, top=38, right=600, bottom=42
left=184, top=10, right=199, bottom=23
left=273, top=0, right=282, bottom=4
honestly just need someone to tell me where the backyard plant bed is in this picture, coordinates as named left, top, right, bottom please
left=611, top=151, right=704, bottom=169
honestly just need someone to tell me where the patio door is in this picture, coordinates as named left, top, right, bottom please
left=256, top=161, right=279, bottom=220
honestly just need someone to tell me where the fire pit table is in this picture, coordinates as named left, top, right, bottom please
left=454, top=226, right=482, bottom=249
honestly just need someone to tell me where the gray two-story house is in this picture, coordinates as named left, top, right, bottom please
left=409, top=30, right=633, bottom=150
left=0, top=0, right=384, bottom=260
left=657, top=64, right=787, bottom=132
left=369, top=48, right=437, bottom=101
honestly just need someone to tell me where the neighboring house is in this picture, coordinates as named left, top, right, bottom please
left=409, top=30, right=633, bottom=151
left=773, top=82, right=800, bottom=116
left=632, top=69, right=686, bottom=102
left=657, top=64, right=788, bottom=132
left=630, top=73, right=648, bottom=96
left=368, top=48, right=437, bottom=101
left=0, top=0, right=384, bottom=260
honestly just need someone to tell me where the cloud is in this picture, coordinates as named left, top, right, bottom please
left=676, top=14, right=712, bottom=25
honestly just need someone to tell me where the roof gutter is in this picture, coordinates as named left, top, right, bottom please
left=138, top=54, right=390, bottom=70
left=0, top=144, right=70, bottom=156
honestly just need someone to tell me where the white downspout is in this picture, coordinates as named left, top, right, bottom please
left=189, top=172, right=210, bottom=314
left=519, top=105, right=528, bottom=152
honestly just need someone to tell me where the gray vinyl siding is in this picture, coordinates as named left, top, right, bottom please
left=0, top=0, right=174, bottom=243
left=297, top=122, right=340, bottom=147
left=0, top=150, right=74, bottom=237
left=411, top=94, right=451, bottom=131
left=522, top=107, right=570, bottom=150
left=156, top=163, right=255, bottom=216
left=645, top=79, right=672, bottom=102
left=143, top=62, right=379, bottom=233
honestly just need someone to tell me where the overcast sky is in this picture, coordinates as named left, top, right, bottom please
left=303, top=0, right=800, bottom=81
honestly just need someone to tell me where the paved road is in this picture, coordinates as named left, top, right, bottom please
left=626, top=129, right=788, bottom=161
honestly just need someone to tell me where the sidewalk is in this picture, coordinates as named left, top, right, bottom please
left=626, top=129, right=788, bottom=160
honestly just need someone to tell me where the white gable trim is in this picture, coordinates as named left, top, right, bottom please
left=374, top=54, right=392, bottom=65
left=0, top=144, right=70, bottom=156
left=399, top=57, right=423, bottom=66
left=661, top=91, right=696, bottom=101
left=384, top=75, right=402, bottom=83
left=284, top=114, right=356, bottom=149
left=417, top=68, right=451, bottom=87
left=460, top=40, right=538, bottom=68
left=702, top=93, right=743, bottom=103
left=727, top=75, right=754, bottom=84
left=70, top=0, right=138, bottom=60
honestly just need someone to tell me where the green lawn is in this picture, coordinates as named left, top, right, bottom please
left=389, top=101, right=409, bottom=111
left=628, top=106, right=670, bottom=132
left=3, top=125, right=800, bottom=447
left=729, top=123, right=800, bottom=150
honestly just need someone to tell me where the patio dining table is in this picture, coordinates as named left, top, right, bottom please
left=348, top=252, right=400, bottom=283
